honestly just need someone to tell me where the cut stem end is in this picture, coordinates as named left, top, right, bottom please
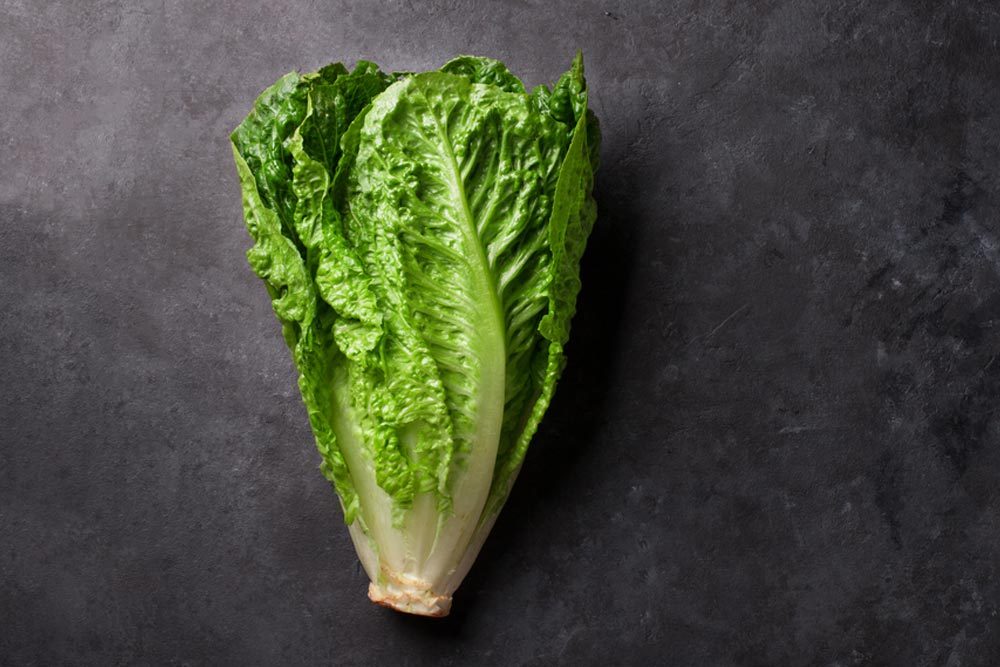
left=368, top=576, right=452, bottom=617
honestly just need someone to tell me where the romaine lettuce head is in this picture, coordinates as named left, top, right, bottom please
left=231, top=54, right=599, bottom=616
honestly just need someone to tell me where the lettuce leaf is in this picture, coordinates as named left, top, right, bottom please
left=232, top=54, right=599, bottom=616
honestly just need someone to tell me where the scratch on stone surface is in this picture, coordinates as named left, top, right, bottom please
left=778, top=424, right=842, bottom=434
left=982, top=354, right=997, bottom=374
left=684, top=304, right=749, bottom=348
left=706, top=304, right=749, bottom=339
left=705, top=55, right=743, bottom=92
left=779, top=425, right=817, bottom=434
left=707, top=304, right=748, bottom=338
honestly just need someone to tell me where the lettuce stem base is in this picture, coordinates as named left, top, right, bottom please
left=368, top=573, right=453, bottom=617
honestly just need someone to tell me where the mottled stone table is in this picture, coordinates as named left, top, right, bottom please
left=2, top=2, right=998, bottom=664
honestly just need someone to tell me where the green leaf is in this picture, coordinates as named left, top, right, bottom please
left=231, top=62, right=396, bottom=522
left=439, top=55, right=526, bottom=93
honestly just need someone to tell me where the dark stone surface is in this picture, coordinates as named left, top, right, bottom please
left=2, top=1, right=999, bottom=664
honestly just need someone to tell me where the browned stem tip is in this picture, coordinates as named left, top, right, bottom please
left=367, top=578, right=452, bottom=617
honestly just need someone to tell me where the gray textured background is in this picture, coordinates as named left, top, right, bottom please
left=3, top=1, right=1000, bottom=665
